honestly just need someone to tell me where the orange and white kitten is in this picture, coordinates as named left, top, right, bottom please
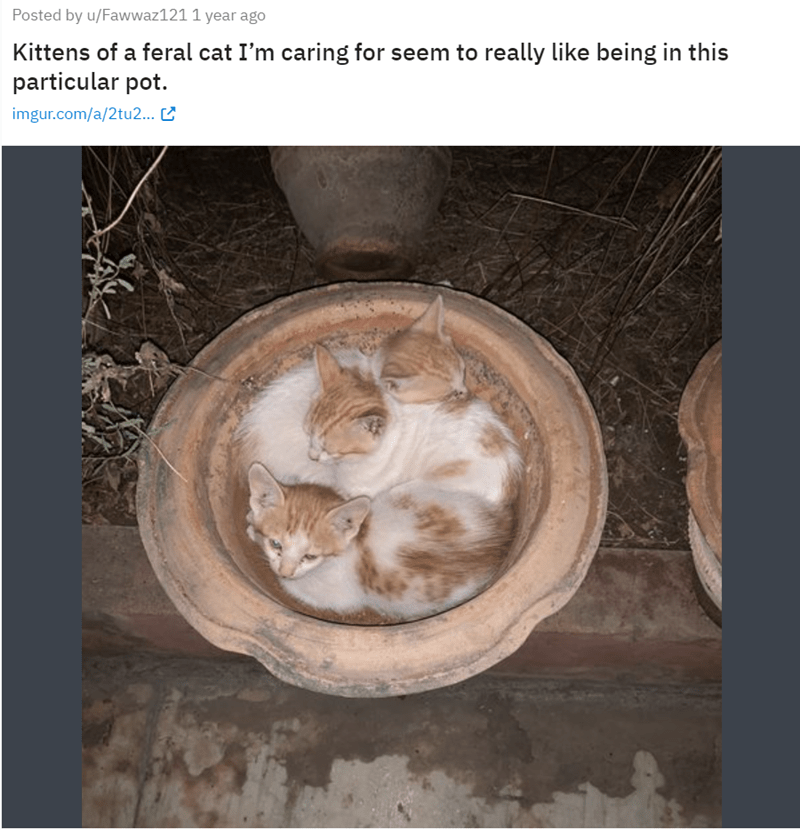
left=372, top=295, right=467, bottom=403
left=307, top=345, right=523, bottom=506
left=236, top=345, right=381, bottom=488
left=246, top=462, right=512, bottom=619
left=236, top=296, right=468, bottom=488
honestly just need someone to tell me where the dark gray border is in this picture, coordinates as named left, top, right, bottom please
left=2, top=146, right=81, bottom=828
left=723, top=147, right=797, bottom=828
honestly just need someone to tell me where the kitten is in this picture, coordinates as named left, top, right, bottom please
left=236, top=346, right=374, bottom=488
left=305, top=345, right=388, bottom=463
left=373, top=296, right=467, bottom=403
left=240, top=347, right=522, bottom=506
left=246, top=462, right=513, bottom=619
left=307, top=346, right=523, bottom=506
left=236, top=295, right=468, bottom=487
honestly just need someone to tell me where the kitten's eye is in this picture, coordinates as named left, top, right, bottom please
left=269, top=538, right=282, bottom=552
left=301, top=554, right=318, bottom=563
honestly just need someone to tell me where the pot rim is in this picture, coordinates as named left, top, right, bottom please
left=678, top=339, right=722, bottom=562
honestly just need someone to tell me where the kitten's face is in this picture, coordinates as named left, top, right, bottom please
left=246, top=462, right=370, bottom=579
left=379, top=296, right=468, bottom=404
left=305, top=346, right=389, bottom=462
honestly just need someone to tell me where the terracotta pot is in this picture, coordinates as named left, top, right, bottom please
left=137, top=283, right=607, bottom=697
left=269, top=147, right=451, bottom=280
left=679, top=340, right=722, bottom=611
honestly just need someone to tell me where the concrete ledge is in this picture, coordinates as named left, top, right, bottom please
left=82, top=525, right=721, bottom=684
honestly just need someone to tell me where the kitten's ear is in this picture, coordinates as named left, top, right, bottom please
left=326, top=496, right=371, bottom=542
left=411, top=295, right=445, bottom=338
left=248, top=462, right=284, bottom=516
left=314, top=344, right=343, bottom=390
left=359, top=413, right=387, bottom=436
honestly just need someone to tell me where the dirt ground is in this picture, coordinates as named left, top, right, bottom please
left=81, top=146, right=722, bottom=550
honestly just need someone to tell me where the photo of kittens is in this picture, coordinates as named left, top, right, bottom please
left=237, top=295, right=523, bottom=620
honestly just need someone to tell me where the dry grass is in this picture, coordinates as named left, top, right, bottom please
left=81, top=146, right=721, bottom=545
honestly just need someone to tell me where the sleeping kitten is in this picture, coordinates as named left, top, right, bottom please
left=246, top=462, right=513, bottom=619
left=373, top=296, right=467, bottom=403
left=307, top=345, right=523, bottom=506
left=305, top=345, right=388, bottom=463
left=236, top=295, right=468, bottom=487
left=236, top=346, right=375, bottom=487
left=239, top=346, right=522, bottom=506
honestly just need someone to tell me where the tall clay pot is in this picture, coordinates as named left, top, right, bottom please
left=270, top=147, right=452, bottom=280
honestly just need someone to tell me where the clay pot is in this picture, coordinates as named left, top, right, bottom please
left=137, top=283, right=607, bottom=697
left=678, top=340, right=722, bottom=611
left=269, top=147, right=451, bottom=280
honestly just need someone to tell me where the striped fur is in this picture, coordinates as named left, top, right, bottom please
left=305, top=345, right=388, bottom=462
left=235, top=346, right=375, bottom=488
left=374, top=296, right=467, bottom=403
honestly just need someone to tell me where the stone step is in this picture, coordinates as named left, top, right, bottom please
left=82, top=525, right=721, bottom=685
